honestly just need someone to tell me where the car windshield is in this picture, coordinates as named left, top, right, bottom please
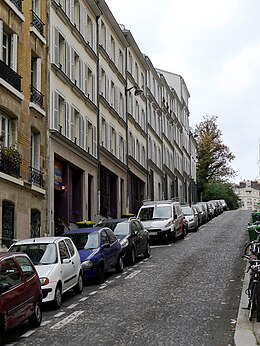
left=181, top=207, right=193, bottom=215
left=10, top=243, right=57, bottom=265
left=139, top=206, right=172, bottom=220
left=68, top=232, right=99, bottom=250
left=113, top=223, right=129, bottom=236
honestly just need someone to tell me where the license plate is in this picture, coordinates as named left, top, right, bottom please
left=149, top=231, right=158, bottom=236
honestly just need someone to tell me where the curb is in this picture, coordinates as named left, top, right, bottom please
left=234, top=265, right=258, bottom=345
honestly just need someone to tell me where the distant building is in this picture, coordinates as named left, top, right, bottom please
left=234, top=180, right=260, bottom=211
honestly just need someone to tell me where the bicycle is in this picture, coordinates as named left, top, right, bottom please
left=243, top=255, right=260, bottom=321
left=244, top=226, right=260, bottom=257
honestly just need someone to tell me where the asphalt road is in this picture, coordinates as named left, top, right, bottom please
left=5, top=209, right=251, bottom=346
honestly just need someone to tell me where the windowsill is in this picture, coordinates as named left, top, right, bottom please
left=29, top=102, right=46, bottom=116
left=29, top=27, right=46, bottom=45
left=0, top=78, right=24, bottom=100
left=31, top=184, right=46, bottom=195
left=3, top=0, right=25, bottom=21
left=0, top=172, right=24, bottom=186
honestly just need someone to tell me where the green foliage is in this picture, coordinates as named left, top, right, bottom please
left=203, top=181, right=239, bottom=210
left=194, top=115, right=236, bottom=197
left=1, top=144, right=22, bottom=168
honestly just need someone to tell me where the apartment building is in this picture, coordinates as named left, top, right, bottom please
left=0, top=0, right=47, bottom=248
left=1, top=0, right=197, bottom=241
left=235, top=180, right=260, bottom=211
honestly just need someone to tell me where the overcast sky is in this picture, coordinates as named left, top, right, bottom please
left=106, top=0, right=260, bottom=183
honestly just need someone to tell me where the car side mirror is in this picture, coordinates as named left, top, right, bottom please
left=0, top=282, right=10, bottom=294
left=102, top=243, right=110, bottom=249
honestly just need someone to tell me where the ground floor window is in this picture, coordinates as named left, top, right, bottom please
left=31, top=209, right=41, bottom=238
left=2, top=201, right=14, bottom=247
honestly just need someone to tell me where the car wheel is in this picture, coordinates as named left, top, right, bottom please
left=97, top=263, right=105, bottom=284
left=28, top=300, right=42, bottom=328
left=73, top=272, right=83, bottom=294
left=0, top=318, right=5, bottom=346
left=115, top=255, right=124, bottom=273
left=143, top=242, right=151, bottom=258
left=53, top=284, right=62, bottom=309
left=128, top=248, right=136, bottom=266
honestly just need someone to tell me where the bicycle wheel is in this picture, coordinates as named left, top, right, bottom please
left=249, top=281, right=257, bottom=322
left=244, top=242, right=253, bottom=256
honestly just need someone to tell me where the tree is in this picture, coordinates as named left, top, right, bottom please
left=203, top=181, right=239, bottom=210
left=194, top=115, right=236, bottom=198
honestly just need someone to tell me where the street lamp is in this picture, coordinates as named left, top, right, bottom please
left=125, top=85, right=144, bottom=214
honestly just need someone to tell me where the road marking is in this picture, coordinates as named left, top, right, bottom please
left=50, top=311, right=84, bottom=330
left=99, top=284, right=107, bottom=289
left=115, top=275, right=122, bottom=279
left=20, top=330, right=36, bottom=338
left=89, top=291, right=98, bottom=296
left=67, top=303, right=78, bottom=309
left=150, top=244, right=171, bottom=248
left=41, top=320, right=52, bottom=326
left=125, top=270, right=141, bottom=279
left=54, top=311, right=66, bottom=317
left=79, top=296, right=89, bottom=302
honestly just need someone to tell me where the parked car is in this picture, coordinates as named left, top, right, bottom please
left=219, top=199, right=228, bottom=211
left=181, top=205, right=199, bottom=232
left=9, top=237, right=83, bottom=309
left=96, top=217, right=150, bottom=265
left=0, top=252, right=42, bottom=346
left=63, top=227, right=124, bottom=283
left=192, top=204, right=204, bottom=226
left=137, top=200, right=186, bottom=242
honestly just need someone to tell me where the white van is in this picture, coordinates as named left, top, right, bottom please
left=137, top=200, right=186, bottom=243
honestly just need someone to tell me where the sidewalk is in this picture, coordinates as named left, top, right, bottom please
left=234, top=265, right=260, bottom=345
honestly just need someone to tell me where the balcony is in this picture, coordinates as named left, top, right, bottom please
left=30, top=167, right=44, bottom=188
left=0, top=60, right=21, bottom=91
left=31, top=85, right=44, bottom=109
left=31, top=10, right=44, bottom=37
left=10, top=0, right=22, bottom=12
left=0, top=151, right=21, bottom=178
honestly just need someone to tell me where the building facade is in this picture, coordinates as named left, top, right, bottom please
left=1, top=0, right=197, bottom=243
left=0, top=0, right=47, bottom=249
left=235, top=180, right=260, bottom=211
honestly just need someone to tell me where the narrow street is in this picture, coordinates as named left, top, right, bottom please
left=5, top=210, right=251, bottom=346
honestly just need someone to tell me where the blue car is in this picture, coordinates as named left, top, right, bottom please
left=63, top=227, right=123, bottom=283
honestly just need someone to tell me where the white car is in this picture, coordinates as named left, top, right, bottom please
left=9, top=237, right=83, bottom=308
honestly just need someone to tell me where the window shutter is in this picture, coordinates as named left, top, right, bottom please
left=70, top=106, right=75, bottom=141
left=115, top=133, right=119, bottom=158
left=84, top=64, right=88, bottom=95
left=53, top=91, right=59, bottom=130
left=115, top=87, right=119, bottom=113
left=85, top=119, right=89, bottom=151
left=70, top=0, right=74, bottom=22
left=105, top=122, right=109, bottom=149
left=98, top=65, right=102, bottom=94
left=36, top=58, right=41, bottom=91
left=79, top=114, right=84, bottom=148
left=123, top=139, right=126, bottom=164
left=106, top=77, right=110, bottom=103
left=92, top=74, right=95, bottom=103
left=66, top=0, right=70, bottom=18
left=66, top=42, right=70, bottom=77
left=70, top=47, right=74, bottom=81
left=65, top=102, right=70, bottom=137
left=35, top=134, right=40, bottom=170
left=92, top=22, right=96, bottom=52
left=0, top=21, right=3, bottom=60
left=10, top=33, right=17, bottom=71
left=79, top=58, right=83, bottom=90
left=93, top=126, right=97, bottom=157
left=54, top=27, right=59, bottom=66
left=106, top=28, right=111, bottom=55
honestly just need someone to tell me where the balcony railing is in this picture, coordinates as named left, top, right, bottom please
left=31, top=85, right=44, bottom=108
left=10, top=0, right=22, bottom=12
left=30, top=167, right=44, bottom=188
left=31, top=10, right=44, bottom=36
left=0, top=60, right=21, bottom=91
left=0, top=153, right=21, bottom=178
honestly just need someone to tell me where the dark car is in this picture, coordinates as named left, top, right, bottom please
left=96, top=217, right=151, bottom=265
left=63, top=227, right=123, bottom=283
left=0, top=252, right=42, bottom=346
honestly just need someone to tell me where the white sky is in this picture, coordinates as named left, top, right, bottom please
left=106, top=0, right=260, bottom=183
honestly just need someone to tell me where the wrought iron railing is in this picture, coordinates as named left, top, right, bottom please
left=0, top=153, right=21, bottom=178
left=10, top=0, right=22, bottom=12
left=30, top=166, right=44, bottom=188
left=0, top=60, right=21, bottom=91
left=31, top=85, right=44, bottom=108
left=31, top=10, right=44, bottom=36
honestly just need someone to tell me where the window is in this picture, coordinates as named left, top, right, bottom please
left=53, top=28, right=65, bottom=70
left=101, top=230, right=109, bottom=245
left=64, top=239, right=75, bottom=257
left=31, top=209, right=41, bottom=238
left=100, top=67, right=106, bottom=96
left=2, top=201, right=14, bottom=248
left=110, top=36, right=115, bottom=62
left=31, top=131, right=40, bottom=170
left=16, top=256, right=35, bottom=281
left=0, top=112, right=13, bottom=147
left=58, top=240, right=70, bottom=260
left=86, top=15, right=93, bottom=47
left=0, top=21, right=18, bottom=71
left=100, top=21, right=106, bottom=48
left=106, top=229, right=117, bottom=243
left=118, top=49, right=123, bottom=74
left=74, top=0, right=80, bottom=29
left=110, top=81, right=115, bottom=107
left=134, top=62, right=139, bottom=85
left=31, top=54, right=43, bottom=107
left=128, top=51, right=132, bottom=74
left=53, top=91, right=66, bottom=132
left=0, top=258, right=22, bottom=287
